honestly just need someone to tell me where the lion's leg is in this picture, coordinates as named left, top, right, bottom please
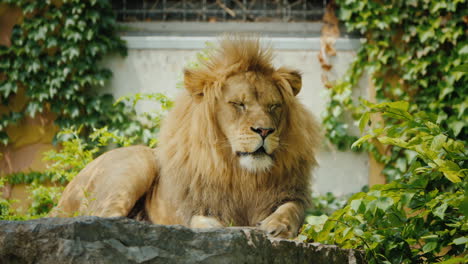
left=189, top=215, right=224, bottom=228
left=51, top=146, right=158, bottom=218
left=90, top=193, right=138, bottom=217
left=258, top=201, right=304, bottom=239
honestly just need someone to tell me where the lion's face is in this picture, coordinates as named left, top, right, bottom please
left=216, top=72, right=285, bottom=172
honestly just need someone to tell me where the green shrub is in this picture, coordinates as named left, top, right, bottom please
left=307, top=192, right=351, bottom=217
left=301, top=101, right=467, bottom=263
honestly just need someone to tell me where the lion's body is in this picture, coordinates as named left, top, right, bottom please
left=51, top=36, right=320, bottom=238
left=51, top=146, right=157, bottom=218
left=145, top=91, right=319, bottom=227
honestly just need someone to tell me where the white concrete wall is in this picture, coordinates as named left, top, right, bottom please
left=103, top=37, right=368, bottom=196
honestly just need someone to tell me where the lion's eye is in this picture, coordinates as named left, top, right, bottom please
left=229, top=101, right=246, bottom=110
left=269, top=104, right=281, bottom=112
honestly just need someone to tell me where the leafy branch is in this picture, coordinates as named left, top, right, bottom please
left=302, top=101, right=467, bottom=263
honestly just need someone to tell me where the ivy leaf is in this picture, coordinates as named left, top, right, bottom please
left=27, top=61, right=41, bottom=73
left=316, top=220, right=335, bottom=241
left=376, top=197, right=394, bottom=211
left=375, top=101, right=410, bottom=112
left=448, top=121, right=465, bottom=137
left=305, top=215, right=329, bottom=232
left=353, top=228, right=364, bottom=237
left=422, top=241, right=437, bottom=253
left=439, top=86, right=454, bottom=100
left=25, top=101, right=42, bottom=118
left=418, top=27, right=435, bottom=43
left=350, top=199, right=363, bottom=213
left=452, top=237, right=468, bottom=245
left=382, top=108, right=412, bottom=121
left=339, top=8, right=352, bottom=21
left=436, top=159, right=462, bottom=183
left=460, top=195, right=468, bottom=217
left=377, top=136, right=408, bottom=148
left=452, top=64, right=468, bottom=73
left=351, top=134, right=373, bottom=149
left=433, top=203, right=448, bottom=219
left=32, top=26, right=48, bottom=41
left=0, top=82, right=18, bottom=97
left=358, top=112, right=370, bottom=133
left=438, top=258, right=468, bottom=264
left=430, top=134, right=447, bottom=152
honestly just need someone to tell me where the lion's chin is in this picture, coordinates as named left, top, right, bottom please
left=239, top=155, right=273, bottom=172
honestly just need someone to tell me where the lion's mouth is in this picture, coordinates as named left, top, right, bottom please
left=236, top=146, right=268, bottom=157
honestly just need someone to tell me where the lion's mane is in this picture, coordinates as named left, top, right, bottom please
left=148, top=36, right=320, bottom=226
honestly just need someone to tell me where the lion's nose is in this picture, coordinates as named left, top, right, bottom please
left=251, top=127, right=275, bottom=138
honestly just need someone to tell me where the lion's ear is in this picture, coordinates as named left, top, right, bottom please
left=274, top=67, right=302, bottom=96
left=184, top=69, right=209, bottom=99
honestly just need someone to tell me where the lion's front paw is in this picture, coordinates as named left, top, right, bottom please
left=190, top=215, right=224, bottom=229
left=258, top=214, right=297, bottom=239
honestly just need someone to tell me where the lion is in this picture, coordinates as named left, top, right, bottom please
left=51, top=35, right=320, bottom=238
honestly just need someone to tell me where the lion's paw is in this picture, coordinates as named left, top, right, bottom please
left=258, top=214, right=296, bottom=239
left=190, top=215, right=224, bottom=229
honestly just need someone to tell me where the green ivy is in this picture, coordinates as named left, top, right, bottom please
left=325, top=0, right=467, bottom=181
left=0, top=0, right=131, bottom=145
left=302, top=101, right=467, bottom=263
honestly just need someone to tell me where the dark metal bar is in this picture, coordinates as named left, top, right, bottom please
left=143, top=0, right=147, bottom=21
left=115, top=9, right=324, bottom=17
left=162, top=0, right=167, bottom=21
left=112, top=0, right=326, bottom=22
left=182, top=0, right=186, bottom=21
left=303, top=0, right=307, bottom=20
left=202, top=0, right=206, bottom=21
left=242, top=0, right=246, bottom=21
left=123, top=0, right=127, bottom=21
left=223, top=0, right=226, bottom=21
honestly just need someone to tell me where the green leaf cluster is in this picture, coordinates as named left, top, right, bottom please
left=307, top=192, right=352, bottom=217
left=302, top=102, right=467, bottom=263
left=324, top=0, right=467, bottom=181
left=0, top=0, right=132, bottom=145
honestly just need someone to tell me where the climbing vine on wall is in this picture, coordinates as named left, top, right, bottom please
left=324, top=0, right=467, bottom=181
left=0, top=0, right=142, bottom=145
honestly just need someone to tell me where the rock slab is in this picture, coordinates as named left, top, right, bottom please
left=0, top=217, right=365, bottom=264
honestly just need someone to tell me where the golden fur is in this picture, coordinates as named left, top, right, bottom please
left=51, top=35, right=320, bottom=238
left=50, top=146, right=157, bottom=218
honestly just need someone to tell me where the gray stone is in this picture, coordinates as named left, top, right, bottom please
left=0, top=217, right=366, bottom=264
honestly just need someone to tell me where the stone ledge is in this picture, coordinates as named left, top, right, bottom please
left=0, top=217, right=366, bottom=264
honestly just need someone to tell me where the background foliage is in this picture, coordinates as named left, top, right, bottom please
left=1, top=1, right=466, bottom=263
left=303, top=102, right=467, bottom=263
left=0, top=93, right=171, bottom=220
left=307, top=0, right=467, bottom=262
left=323, top=0, right=467, bottom=181
left=0, top=0, right=173, bottom=219
left=0, top=0, right=158, bottom=145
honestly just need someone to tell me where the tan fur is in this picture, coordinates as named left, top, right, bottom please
left=52, top=35, right=320, bottom=238
left=50, top=146, right=158, bottom=218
